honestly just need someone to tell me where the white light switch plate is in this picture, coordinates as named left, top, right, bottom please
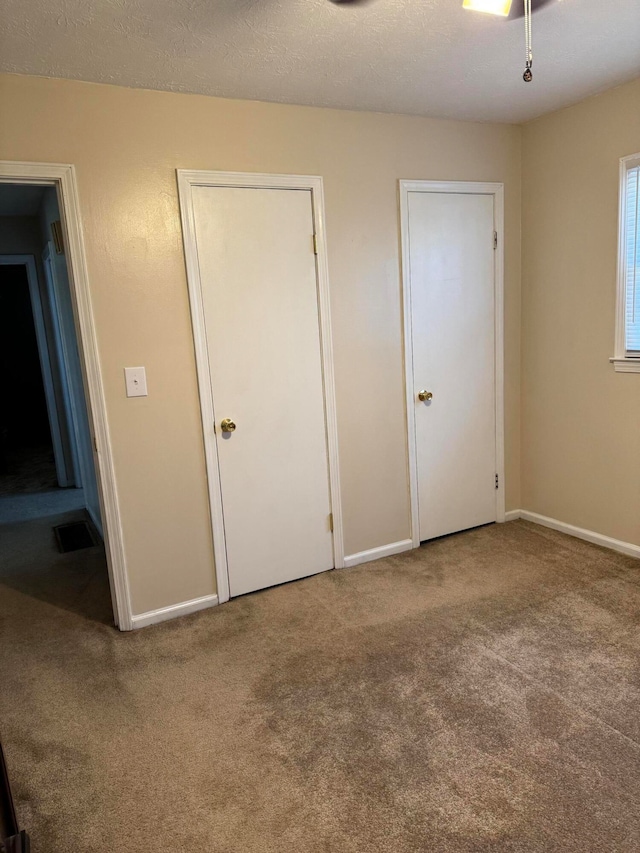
left=124, top=366, right=148, bottom=397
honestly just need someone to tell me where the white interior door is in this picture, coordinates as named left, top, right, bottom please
left=192, top=184, right=334, bottom=597
left=407, top=190, right=497, bottom=541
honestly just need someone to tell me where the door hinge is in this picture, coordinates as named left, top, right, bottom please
left=93, top=436, right=98, bottom=452
left=329, top=512, right=334, bottom=532
left=312, top=233, right=318, bottom=255
left=493, top=231, right=498, bottom=250
left=495, top=473, right=499, bottom=490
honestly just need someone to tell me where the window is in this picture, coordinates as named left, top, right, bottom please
left=613, top=153, right=640, bottom=372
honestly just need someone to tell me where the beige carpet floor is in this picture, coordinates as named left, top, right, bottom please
left=1, top=517, right=640, bottom=852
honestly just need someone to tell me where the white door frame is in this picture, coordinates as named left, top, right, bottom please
left=0, top=253, right=74, bottom=487
left=41, top=242, right=82, bottom=487
left=177, top=170, right=344, bottom=604
left=0, top=162, right=133, bottom=630
left=399, top=180, right=505, bottom=548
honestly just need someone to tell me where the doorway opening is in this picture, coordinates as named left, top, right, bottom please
left=0, top=257, right=61, bottom=500
left=0, top=177, right=126, bottom=626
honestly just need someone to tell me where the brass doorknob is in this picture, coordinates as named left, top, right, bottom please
left=418, top=390, right=433, bottom=402
left=220, top=418, right=236, bottom=433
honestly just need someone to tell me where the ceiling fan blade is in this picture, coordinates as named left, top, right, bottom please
left=328, top=0, right=556, bottom=12
left=509, top=0, right=557, bottom=18
left=328, top=0, right=377, bottom=6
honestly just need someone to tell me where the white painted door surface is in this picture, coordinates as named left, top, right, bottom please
left=408, top=191, right=496, bottom=541
left=192, top=185, right=333, bottom=597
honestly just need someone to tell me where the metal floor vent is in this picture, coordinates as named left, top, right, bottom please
left=53, top=520, right=98, bottom=553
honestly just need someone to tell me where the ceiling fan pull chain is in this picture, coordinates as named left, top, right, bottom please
left=523, top=0, right=533, bottom=82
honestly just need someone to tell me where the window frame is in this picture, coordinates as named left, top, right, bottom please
left=612, top=152, right=640, bottom=373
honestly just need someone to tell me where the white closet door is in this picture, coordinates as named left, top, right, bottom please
left=408, top=191, right=497, bottom=541
left=192, top=185, right=334, bottom=597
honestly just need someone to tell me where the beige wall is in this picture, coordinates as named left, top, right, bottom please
left=522, top=77, right=640, bottom=545
left=0, top=73, right=522, bottom=616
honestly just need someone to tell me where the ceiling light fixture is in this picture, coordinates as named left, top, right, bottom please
left=462, top=0, right=513, bottom=16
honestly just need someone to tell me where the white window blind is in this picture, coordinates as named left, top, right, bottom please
left=624, top=164, right=640, bottom=354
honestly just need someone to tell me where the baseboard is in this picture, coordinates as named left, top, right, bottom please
left=504, top=509, right=521, bottom=522
left=507, top=509, right=640, bottom=559
left=343, top=538, right=414, bottom=568
left=131, top=593, right=219, bottom=629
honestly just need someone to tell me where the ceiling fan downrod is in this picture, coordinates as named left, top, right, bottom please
left=523, top=0, right=533, bottom=82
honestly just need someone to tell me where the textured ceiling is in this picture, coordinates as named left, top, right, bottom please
left=0, top=0, right=638, bottom=123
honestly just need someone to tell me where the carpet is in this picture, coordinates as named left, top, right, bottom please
left=0, top=519, right=639, bottom=852
left=0, top=489, right=85, bottom=525
left=0, top=445, right=58, bottom=496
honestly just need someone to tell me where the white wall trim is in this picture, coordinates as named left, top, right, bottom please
left=177, top=169, right=345, bottom=604
left=613, top=152, right=640, bottom=364
left=41, top=241, right=83, bottom=487
left=504, top=509, right=521, bottom=522
left=399, top=180, right=506, bottom=548
left=131, top=594, right=219, bottom=630
left=609, top=357, right=640, bottom=373
left=0, top=161, right=133, bottom=630
left=343, top=538, right=413, bottom=568
left=505, top=509, right=640, bottom=559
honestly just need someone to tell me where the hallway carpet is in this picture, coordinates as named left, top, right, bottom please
left=0, top=445, right=58, bottom=495
left=1, top=519, right=639, bottom=852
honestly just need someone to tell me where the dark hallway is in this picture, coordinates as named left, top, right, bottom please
left=0, top=264, right=56, bottom=495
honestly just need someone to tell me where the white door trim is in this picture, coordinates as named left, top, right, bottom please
left=0, top=161, right=133, bottom=630
left=399, top=180, right=505, bottom=548
left=0, top=253, right=74, bottom=487
left=41, top=242, right=83, bottom=487
left=177, top=170, right=344, bottom=604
